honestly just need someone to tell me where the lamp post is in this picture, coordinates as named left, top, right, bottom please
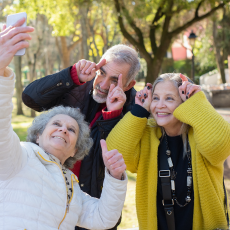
left=188, top=30, right=197, bottom=82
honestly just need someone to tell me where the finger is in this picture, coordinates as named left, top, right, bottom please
left=108, top=153, right=123, bottom=165
left=179, top=73, right=188, bottom=82
left=11, top=41, right=30, bottom=54
left=180, top=81, right=191, bottom=95
left=108, top=83, right=116, bottom=94
left=110, top=158, right=125, bottom=170
left=91, top=68, right=96, bottom=78
left=2, top=24, right=6, bottom=31
left=187, top=85, right=201, bottom=98
left=85, top=62, right=96, bottom=74
left=100, top=139, right=108, bottom=155
left=4, top=26, right=34, bottom=39
left=96, top=58, right=106, bottom=70
left=146, top=83, right=153, bottom=91
left=12, top=17, right=26, bottom=27
left=79, top=60, right=87, bottom=71
left=118, top=74, right=123, bottom=89
left=82, top=62, right=92, bottom=74
left=8, top=33, right=32, bottom=46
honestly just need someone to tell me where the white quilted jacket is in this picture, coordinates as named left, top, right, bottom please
left=0, top=68, right=127, bottom=230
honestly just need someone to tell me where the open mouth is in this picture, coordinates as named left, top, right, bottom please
left=157, top=112, right=170, bottom=117
left=53, top=136, right=66, bottom=143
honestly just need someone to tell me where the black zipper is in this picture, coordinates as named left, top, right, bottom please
left=41, top=81, right=63, bottom=95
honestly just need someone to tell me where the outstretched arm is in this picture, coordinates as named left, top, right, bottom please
left=77, top=140, right=127, bottom=229
left=0, top=19, right=34, bottom=179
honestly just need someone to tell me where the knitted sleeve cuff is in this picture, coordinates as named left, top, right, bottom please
left=70, top=63, right=85, bottom=85
left=102, top=107, right=123, bottom=120
left=131, top=104, right=150, bottom=118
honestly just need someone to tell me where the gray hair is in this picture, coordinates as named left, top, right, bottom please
left=152, top=73, right=194, bottom=158
left=26, top=106, right=93, bottom=168
left=101, top=44, right=141, bottom=85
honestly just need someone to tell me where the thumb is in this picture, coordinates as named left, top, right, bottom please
left=100, top=139, right=108, bottom=155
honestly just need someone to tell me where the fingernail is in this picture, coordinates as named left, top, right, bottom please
left=187, top=92, right=189, bottom=95
left=147, top=86, right=150, bottom=90
left=186, top=96, right=188, bottom=99
left=182, top=91, right=184, bottom=94
left=139, top=94, right=141, bottom=97
left=144, top=93, right=147, bottom=98
left=142, top=99, right=145, bottom=103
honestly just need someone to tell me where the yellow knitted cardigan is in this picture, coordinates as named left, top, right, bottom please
left=106, top=91, right=230, bottom=230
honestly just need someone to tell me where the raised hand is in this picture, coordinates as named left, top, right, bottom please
left=135, top=83, right=153, bottom=111
left=0, top=18, right=34, bottom=76
left=106, top=74, right=126, bottom=111
left=100, top=139, right=126, bottom=180
left=75, top=59, right=106, bottom=83
left=179, top=74, right=201, bottom=101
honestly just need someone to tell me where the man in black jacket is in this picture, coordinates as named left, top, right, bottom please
left=22, top=44, right=140, bottom=230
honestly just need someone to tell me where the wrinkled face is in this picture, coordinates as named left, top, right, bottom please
left=92, top=61, right=132, bottom=103
left=36, top=114, right=79, bottom=164
left=150, top=81, right=183, bottom=136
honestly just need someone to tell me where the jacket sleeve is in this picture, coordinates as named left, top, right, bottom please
left=22, top=67, right=76, bottom=112
left=77, top=169, right=127, bottom=230
left=174, top=91, right=230, bottom=166
left=106, top=112, right=148, bottom=173
left=0, top=68, right=27, bottom=180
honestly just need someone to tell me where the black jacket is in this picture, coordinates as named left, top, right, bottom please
left=22, top=66, right=136, bottom=229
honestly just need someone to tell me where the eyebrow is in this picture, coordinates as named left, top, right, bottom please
left=100, top=67, right=119, bottom=81
left=53, top=120, right=77, bottom=131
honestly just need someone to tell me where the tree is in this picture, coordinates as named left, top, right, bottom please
left=113, top=0, right=229, bottom=83
left=14, top=56, right=24, bottom=115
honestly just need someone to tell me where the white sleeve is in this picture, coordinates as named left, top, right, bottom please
left=0, top=68, right=26, bottom=180
left=77, top=169, right=127, bottom=230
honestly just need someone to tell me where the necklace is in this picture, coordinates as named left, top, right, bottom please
left=164, top=133, right=192, bottom=207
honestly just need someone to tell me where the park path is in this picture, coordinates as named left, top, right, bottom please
left=216, top=108, right=230, bottom=205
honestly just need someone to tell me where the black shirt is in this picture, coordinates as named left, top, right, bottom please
left=157, top=134, right=194, bottom=230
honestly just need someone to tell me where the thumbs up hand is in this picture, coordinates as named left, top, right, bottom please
left=100, top=139, right=126, bottom=180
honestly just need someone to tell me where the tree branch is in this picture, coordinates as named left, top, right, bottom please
left=170, top=2, right=225, bottom=37
left=114, top=0, right=151, bottom=61
left=195, top=0, right=205, bottom=18
left=68, top=37, right=82, bottom=52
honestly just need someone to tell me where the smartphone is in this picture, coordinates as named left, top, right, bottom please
left=6, top=12, right=27, bottom=56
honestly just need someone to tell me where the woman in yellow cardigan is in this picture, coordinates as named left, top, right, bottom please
left=106, top=73, right=230, bottom=230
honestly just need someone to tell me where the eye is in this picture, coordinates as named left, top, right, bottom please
left=100, top=70, right=104, bottom=75
left=68, top=128, right=75, bottom=133
left=53, top=122, right=61, bottom=126
left=166, top=97, right=174, bottom=100
left=152, top=96, right=159, bottom=100
left=112, top=79, right=118, bottom=84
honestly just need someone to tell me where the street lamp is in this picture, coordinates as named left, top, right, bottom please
left=188, top=30, right=197, bottom=81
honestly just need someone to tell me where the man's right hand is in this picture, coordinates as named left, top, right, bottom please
left=0, top=18, right=34, bottom=76
left=75, top=59, right=106, bottom=83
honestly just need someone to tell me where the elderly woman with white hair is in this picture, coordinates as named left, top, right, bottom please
left=0, top=19, right=127, bottom=230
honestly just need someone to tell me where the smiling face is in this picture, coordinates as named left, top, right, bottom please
left=92, top=61, right=135, bottom=103
left=150, top=80, right=183, bottom=136
left=36, top=114, right=79, bottom=164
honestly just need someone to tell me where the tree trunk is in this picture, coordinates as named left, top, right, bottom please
left=146, top=59, right=161, bottom=84
left=80, top=4, right=89, bottom=60
left=213, top=20, right=226, bottom=84
left=14, top=56, right=24, bottom=115
left=60, top=37, right=71, bottom=68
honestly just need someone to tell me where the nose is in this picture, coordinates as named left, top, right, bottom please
left=58, top=125, right=67, bottom=134
left=99, top=78, right=110, bottom=91
left=156, top=99, right=166, bottom=109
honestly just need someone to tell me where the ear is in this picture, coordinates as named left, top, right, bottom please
left=123, top=80, right=136, bottom=92
left=36, top=135, right=40, bottom=144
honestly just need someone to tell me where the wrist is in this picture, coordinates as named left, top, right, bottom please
left=70, top=64, right=85, bottom=85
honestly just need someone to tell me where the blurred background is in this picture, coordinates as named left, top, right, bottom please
left=1, top=0, right=230, bottom=229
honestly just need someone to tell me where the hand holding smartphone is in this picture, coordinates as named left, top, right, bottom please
left=6, top=12, right=27, bottom=56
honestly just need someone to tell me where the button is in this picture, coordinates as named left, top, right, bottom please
left=60, top=82, right=62, bottom=85
left=66, top=82, right=70, bottom=86
left=57, top=83, right=60, bottom=86
left=80, top=184, right=84, bottom=187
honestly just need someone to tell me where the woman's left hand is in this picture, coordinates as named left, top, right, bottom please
left=179, top=74, right=202, bottom=101
left=100, top=139, right=126, bottom=180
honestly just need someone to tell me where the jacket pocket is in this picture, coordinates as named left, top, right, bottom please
left=41, top=81, right=63, bottom=95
